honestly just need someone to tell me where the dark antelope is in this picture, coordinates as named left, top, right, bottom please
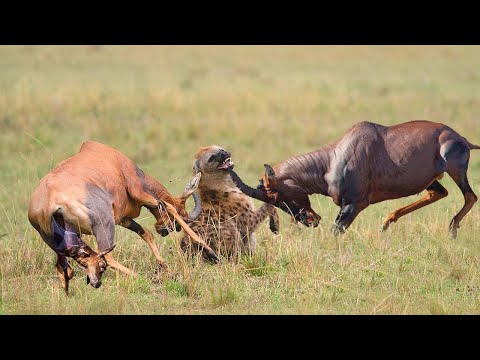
left=28, top=141, right=218, bottom=293
left=228, top=120, right=479, bottom=238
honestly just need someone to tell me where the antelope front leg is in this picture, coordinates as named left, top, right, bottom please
left=120, top=218, right=168, bottom=269
left=381, top=181, right=448, bottom=232
left=56, top=255, right=74, bottom=295
left=104, top=253, right=137, bottom=276
left=332, top=202, right=365, bottom=235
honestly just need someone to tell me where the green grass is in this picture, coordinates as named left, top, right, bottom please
left=1, top=45, right=480, bottom=314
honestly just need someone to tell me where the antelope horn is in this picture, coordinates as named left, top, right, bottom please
left=163, top=202, right=218, bottom=260
left=186, top=192, right=202, bottom=222
left=98, top=244, right=116, bottom=257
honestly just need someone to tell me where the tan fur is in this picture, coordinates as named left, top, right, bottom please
left=28, top=141, right=160, bottom=237
left=28, top=141, right=210, bottom=291
left=181, top=145, right=279, bottom=258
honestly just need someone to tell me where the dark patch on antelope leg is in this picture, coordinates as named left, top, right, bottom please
left=332, top=203, right=364, bottom=235
left=121, top=218, right=145, bottom=235
left=51, top=212, right=87, bottom=256
left=447, top=171, right=478, bottom=239
left=32, top=220, right=60, bottom=253
left=55, top=254, right=73, bottom=294
left=120, top=218, right=168, bottom=268
left=32, top=223, right=74, bottom=293
left=85, top=184, right=116, bottom=251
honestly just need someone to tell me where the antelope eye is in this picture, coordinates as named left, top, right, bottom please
left=208, top=155, right=215, bottom=162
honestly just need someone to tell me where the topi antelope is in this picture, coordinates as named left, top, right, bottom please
left=28, top=141, right=218, bottom=293
left=229, top=120, right=479, bottom=238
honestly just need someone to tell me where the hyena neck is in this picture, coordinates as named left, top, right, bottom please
left=199, top=172, right=237, bottom=191
left=197, top=172, right=240, bottom=203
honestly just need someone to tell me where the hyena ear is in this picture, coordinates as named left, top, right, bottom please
left=263, top=164, right=277, bottom=187
left=193, top=159, right=201, bottom=174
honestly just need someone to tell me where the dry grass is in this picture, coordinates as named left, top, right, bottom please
left=1, top=45, right=479, bottom=314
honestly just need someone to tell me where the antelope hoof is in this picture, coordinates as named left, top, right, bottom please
left=204, top=249, right=220, bottom=264
left=331, top=224, right=345, bottom=236
left=63, top=281, right=70, bottom=296
left=66, top=266, right=74, bottom=280
left=269, top=225, right=279, bottom=235
left=381, top=222, right=391, bottom=232
left=449, top=226, right=458, bottom=240
left=157, top=261, right=169, bottom=271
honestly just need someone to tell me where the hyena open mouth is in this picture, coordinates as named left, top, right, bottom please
left=218, top=157, right=234, bottom=170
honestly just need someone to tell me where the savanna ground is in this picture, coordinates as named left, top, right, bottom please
left=1, top=45, right=479, bottom=314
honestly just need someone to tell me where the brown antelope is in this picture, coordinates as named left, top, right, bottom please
left=228, top=120, right=479, bottom=238
left=28, top=141, right=218, bottom=293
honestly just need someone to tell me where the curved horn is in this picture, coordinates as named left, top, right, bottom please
left=163, top=201, right=218, bottom=262
left=180, top=173, right=201, bottom=199
left=186, top=192, right=202, bottom=223
left=228, top=168, right=268, bottom=202
left=98, top=244, right=116, bottom=257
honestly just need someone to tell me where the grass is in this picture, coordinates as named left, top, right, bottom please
left=1, top=45, right=480, bottom=314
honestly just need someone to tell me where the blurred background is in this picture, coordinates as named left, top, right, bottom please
left=2, top=46, right=479, bottom=209
left=1, top=46, right=480, bottom=313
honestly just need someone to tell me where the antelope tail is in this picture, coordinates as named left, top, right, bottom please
left=468, top=141, right=480, bottom=150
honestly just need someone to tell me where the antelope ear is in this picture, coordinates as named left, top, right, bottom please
left=181, top=172, right=201, bottom=199
left=78, top=247, right=90, bottom=257
left=263, top=164, right=276, bottom=187
left=98, top=244, right=116, bottom=257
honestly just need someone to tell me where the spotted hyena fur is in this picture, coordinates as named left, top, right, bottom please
left=180, top=145, right=279, bottom=258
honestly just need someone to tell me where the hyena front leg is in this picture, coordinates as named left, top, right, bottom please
left=243, top=203, right=279, bottom=238
left=268, top=206, right=280, bottom=234
left=239, top=204, right=278, bottom=254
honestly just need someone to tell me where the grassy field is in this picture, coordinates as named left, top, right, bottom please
left=1, top=45, right=480, bottom=314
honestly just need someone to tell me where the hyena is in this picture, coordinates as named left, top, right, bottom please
left=180, top=145, right=279, bottom=258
